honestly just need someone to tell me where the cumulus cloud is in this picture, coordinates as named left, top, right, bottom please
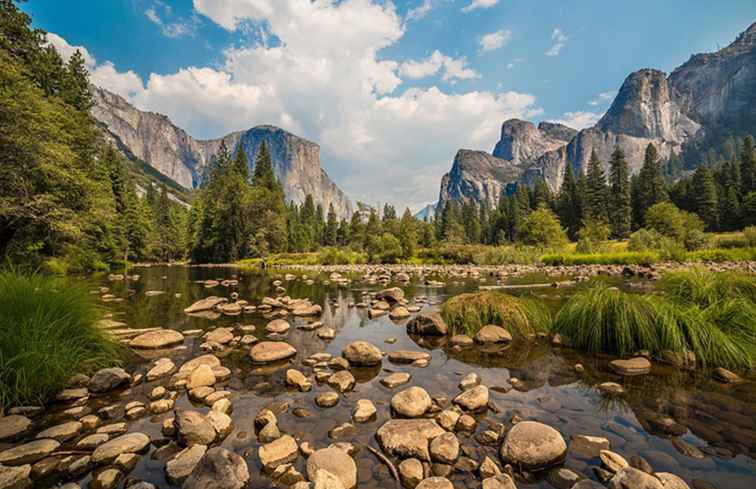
left=144, top=4, right=197, bottom=38
left=479, top=29, right=511, bottom=51
left=46, top=33, right=144, bottom=99
left=399, top=51, right=480, bottom=82
left=405, top=0, right=433, bottom=23
left=589, top=90, right=616, bottom=106
left=552, top=111, right=603, bottom=130
left=545, top=28, right=568, bottom=56
left=461, top=0, right=498, bottom=14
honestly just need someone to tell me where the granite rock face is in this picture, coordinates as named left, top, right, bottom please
left=91, top=87, right=352, bottom=218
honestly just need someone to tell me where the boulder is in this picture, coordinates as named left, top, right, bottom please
left=416, top=477, right=453, bottom=489
left=0, top=416, right=32, bottom=442
left=183, top=447, right=250, bottom=489
left=342, top=341, right=382, bottom=366
left=376, top=419, right=445, bottom=461
left=327, top=371, right=356, bottom=393
left=265, top=320, right=291, bottom=334
left=570, top=435, right=610, bottom=458
left=399, top=458, right=424, bottom=488
left=390, top=307, right=411, bottom=320
left=306, top=447, right=357, bottom=489
left=184, top=297, right=227, bottom=314
left=482, top=474, right=517, bottom=489
left=130, top=329, right=184, bottom=349
left=655, top=472, right=691, bottom=489
left=175, top=411, right=217, bottom=446
left=407, top=313, right=448, bottom=336
left=179, top=355, right=221, bottom=374
left=259, top=435, right=299, bottom=471
left=188, top=365, right=216, bottom=390
left=474, top=325, right=512, bottom=344
left=609, top=357, right=651, bottom=375
left=388, top=351, right=431, bottom=364
left=0, top=440, right=60, bottom=466
left=286, top=370, right=312, bottom=392
left=352, top=400, right=377, bottom=423
left=600, top=450, right=629, bottom=473
left=88, top=368, right=131, bottom=393
left=500, top=421, right=566, bottom=471
left=453, top=385, right=489, bottom=411
left=608, top=468, right=664, bottom=489
left=313, top=469, right=345, bottom=489
left=429, top=432, right=459, bottom=464
left=91, top=433, right=150, bottom=464
left=381, top=372, right=411, bottom=388
left=376, top=288, right=405, bottom=306
left=35, top=421, right=82, bottom=442
left=204, top=328, right=234, bottom=344
left=0, top=463, right=31, bottom=489
left=249, top=342, right=297, bottom=364
left=391, top=387, right=432, bottom=418
left=166, top=445, right=207, bottom=484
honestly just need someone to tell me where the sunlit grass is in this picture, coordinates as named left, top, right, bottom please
left=441, top=290, right=550, bottom=338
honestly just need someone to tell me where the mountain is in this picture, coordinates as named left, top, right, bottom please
left=436, top=22, right=756, bottom=210
left=414, top=203, right=437, bottom=221
left=91, top=86, right=353, bottom=218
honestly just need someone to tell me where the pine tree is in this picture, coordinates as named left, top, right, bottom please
left=349, top=210, right=364, bottom=249
left=398, top=208, right=417, bottom=258
left=532, top=179, right=553, bottom=209
left=691, top=166, right=718, bottom=231
left=324, top=204, right=338, bottom=246
left=636, top=143, right=668, bottom=223
left=62, top=49, right=93, bottom=112
left=232, top=146, right=249, bottom=181
left=556, top=163, right=580, bottom=239
left=336, top=219, right=350, bottom=246
left=740, top=135, right=755, bottom=195
left=252, top=141, right=276, bottom=190
left=462, top=201, right=481, bottom=243
left=584, top=150, right=608, bottom=222
left=608, top=146, right=632, bottom=238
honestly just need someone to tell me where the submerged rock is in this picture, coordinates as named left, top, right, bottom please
left=609, top=357, right=651, bottom=375
left=0, top=440, right=60, bottom=466
left=130, top=329, right=184, bottom=349
left=91, top=433, right=150, bottom=464
left=259, top=435, right=299, bottom=471
left=474, top=325, right=512, bottom=344
left=608, top=467, right=664, bottom=489
left=88, top=368, right=131, bottom=393
left=183, top=447, right=249, bottom=489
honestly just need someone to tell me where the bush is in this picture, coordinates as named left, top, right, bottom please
left=644, top=202, right=709, bottom=250
left=317, top=247, right=368, bottom=265
left=540, top=251, right=658, bottom=266
left=518, top=207, right=568, bottom=247
left=368, top=233, right=403, bottom=264
left=415, top=244, right=542, bottom=265
left=0, top=272, right=124, bottom=407
left=441, top=291, right=550, bottom=338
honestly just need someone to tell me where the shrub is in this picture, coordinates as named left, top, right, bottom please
left=0, top=272, right=124, bottom=407
left=368, top=233, right=403, bottom=264
left=684, top=247, right=756, bottom=263
left=540, top=251, right=658, bottom=266
left=317, top=247, right=368, bottom=265
left=441, top=291, right=550, bottom=338
left=644, top=202, right=708, bottom=250
left=518, top=207, right=568, bottom=247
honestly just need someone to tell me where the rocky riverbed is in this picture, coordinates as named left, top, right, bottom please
left=1, top=265, right=754, bottom=489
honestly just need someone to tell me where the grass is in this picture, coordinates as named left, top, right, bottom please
left=541, top=251, right=659, bottom=266
left=657, top=268, right=756, bottom=307
left=552, top=280, right=755, bottom=370
left=441, top=290, right=551, bottom=338
left=0, top=272, right=124, bottom=408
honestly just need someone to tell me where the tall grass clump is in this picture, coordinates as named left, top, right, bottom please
left=441, top=291, right=550, bottom=338
left=658, top=268, right=756, bottom=307
left=0, top=272, right=123, bottom=408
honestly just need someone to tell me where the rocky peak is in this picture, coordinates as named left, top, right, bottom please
left=438, top=149, right=521, bottom=209
left=492, top=119, right=573, bottom=166
left=537, top=122, right=577, bottom=142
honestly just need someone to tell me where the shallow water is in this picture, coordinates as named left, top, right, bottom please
left=18, top=265, right=756, bottom=488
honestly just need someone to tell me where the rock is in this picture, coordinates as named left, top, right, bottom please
left=459, top=373, right=480, bottom=390
left=500, top=421, right=567, bottom=471
left=176, top=411, right=217, bottom=446
left=204, top=327, right=234, bottom=344
left=388, top=351, right=431, bottom=364
left=0, top=440, right=60, bottom=466
left=0, top=416, right=32, bottom=442
left=609, top=357, right=651, bottom=375
left=435, top=410, right=460, bottom=431
left=398, top=458, right=424, bottom=488
left=266, top=319, right=291, bottom=334
left=474, top=325, right=512, bottom=344
left=571, top=435, right=610, bottom=458
left=713, top=367, right=742, bottom=383
left=184, top=297, right=227, bottom=314
left=146, top=358, right=175, bottom=381
left=382, top=372, right=411, bottom=388
left=352, top=400, right=376, bottom=423
left=608, top=468, right=664, bottom=489
left=88, top=368, right=131, bottom=393
left=258, top=421, right=281, bottom=442
left=91, top=468, right=122, bottom=489
left=306, top=447, right=357, bottom=489
left=166, top=445, right=207, bottom=484
left=179, top=355, right=221, bottom=374
left=429, top=433, right=459, bottom=464
left=259, top=435, right=299, bottom=471
left=450, top=335, right=473, bottom=346
left=286, top=369, right=312, bottom=391
left=478, top=457, right=501, bottom=479
left=376, top=419, right=445, bottom=461
left=77, top=433, right=110, bottom=450
left=206, top=411, right=233, bottom=440
left=188, top=365, right=216, bottom=390
left=416, top=477, right=453, bottom=489
left=376, top=288, right=405, bottom=306
left=313, top=469, right=345, bottom=489
left=548, top=467, right=581, bottom=489
left=35, top=421, right=82, bottom=442
left=407, top=313, right=448, bottom=336
left=600, top=450, right=629, bottom=473
left=327, top=371, right=356, bottom=393
left=482, top=474, right=517, bottom=489
left=656, top=472, right=691, bottom=489
left=391, top=387, right=432, bottom=418
left=453, top=385, right=489, bottom=411
left=0, top=464, right=31, bottom=489
left=250, top=342, right=297, bottom=364
left=316, top=392, right=340, bottom=408
left=182, top=447, right=249, bottom=489
left=342, top=341, right=382, bottom=366
left=572, top=481, right=606, bottom=489
left=91, top=433, right=150, bottom=464
left=130, top=329, right=184, bottom=349
left=597, top=382, right=625, bottom=395
left=390, top=307, right=411, bottom=320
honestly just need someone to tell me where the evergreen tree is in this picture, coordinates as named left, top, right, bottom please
left=636, top=143, right=668, bottom=223
left=349, top=210, right=364, bottom=249
left=232, top=146, right=249, bottom=181
left=531, top=179, right=553, bottom=209
left=336, top=219, right=350, bottom=246
left=462, top=201, right=481, bottom=243
left=584, top=150, right=608, bottom=221
left=398, top=208, right=417, bottom=258
left=61, top=49, right=92, bottom=112
left=691, top=166, right=718, bottom=230
left=324, top=204, right=338, bottom=246
left=740, top=135, right=755, bottom=194
left=608, top=146, right=632, bottom=238
left=556, top=163, right=580, bottom=239
left=364, top=209, right=382, bottom=249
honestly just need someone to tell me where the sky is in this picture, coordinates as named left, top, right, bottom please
left=24, top=0, right=756, bottom=211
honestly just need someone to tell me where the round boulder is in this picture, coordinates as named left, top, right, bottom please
left=306, top=447, right=357, bottom=489
left=249, top=342, right=297, bottom=364
left=474, top=325, right=512, bottom=344
left=391, top=386, right=432, bottom=418
left=342, top=341, right=382, bottom=366
left=500, top=421, right=567, bottom=471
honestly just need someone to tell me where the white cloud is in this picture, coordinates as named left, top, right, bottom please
left=405, top=0, right=433, bottom=23
left=552, top=111, right=603, bottom=130
left=545, top=28, right=568, bottom=56
left=589, top=90, right=616, bottom=106
left=461, top=0, right=498, bottom=13
left=479, top=29, right=511, bottom=51
left=400, top=50, right=480, bottom=82
left=144, top=5, right=196, bottom=38
left=46, top=33, right=144, bottom=99
left=506, top=57, right=523, bottom=69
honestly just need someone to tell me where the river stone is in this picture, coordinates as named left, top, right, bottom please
left=91, top=468, right=121, bottom=489
left=306, top=447, right=357, bottom=489
left=600, top=450, right=629, bottom=473
left=376, top=419, right=445, bottom=461
left=258, top=421, right=281, bottom=442
left=713, top=367, right=742, bottom=383
left=184, top=296, right=227, bottom=314
left=183, top=447, right=249, bottom=489
left=352, top=400, right=376, bottom=423
left=265, top=319, right=290, bottom=334
left=500, top=421, right=567, bottom=470
left=482, top=474, right=517, bottom=489
left=36, top=421, right=82, bottom=442
left=0, top=416, right=32, bottom=442
left=313, top=469, right=345, bottom=489
left=573, top=481, right=606, bottom=489
left=571, top=435, right=610, bottom=458
left=286, top=369, right=312, bottom=392
left=176, top=411, right=217, bottom=446
left=0, top=440, right=60, bottom=466
left=328, top=371, right=356, bottom=393
left=390, top=307, right=411, bottom=320
left=0, top=463, right=31, bottom=489
left=166, top=444, right=207, bottom=484
left=188, top=365, right=216, bottom=390
left=453, top=385, right=489, bottom=411
left=130, top=329, right=184, bottom=349
left=205, top=327, right=234, bottom=344
left=376, top=288, right=405, bottom=306
left=407, top=313, right=448, bottom=336
left=250, top=342, right=297, bottom=364
left=259, top=435, right=299, bottom=471
left=597, top=382, right=625, bottom=395
left=88, top=368, right=131, bottom=393
left=342, top=341, right=382, bottom=366
left=147, top=358, right=175, bottom=381
left=91, top=433, right=150, bottom=464
left=391, top=387, right=432, bottom=418
left=459, top=373, right=480, bottom=390
left=316, top=392, right=340, bottom=408
left=608, top=468, right=664, bottom=489
left=382, top=372, right=411, bottom=388
left=474, top=325, right=512, bottom=344
left=429, top=432, right=459, bottom=464
left=388, top=351, right=431, bottom=364
left=450, top=335, right=473, bottom=346
left=399, top=458, right=424, bottom=488
left=656, top=472, right=691, bottom=489
left=206, top=411, right=233, bottom=440
left=416, top=477, right=453, bottom=489
left=179, top=355, right=221, bottom=374
left=76, top=433, right=110, bottom=450
left=609, top=357, right=651, bottom=375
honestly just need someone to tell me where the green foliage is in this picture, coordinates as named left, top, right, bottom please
left=644, top=202, right=709, bottom=250
left=517, top=207, right=568, bottom=247
left=367, top=233, right=403, bottom=263
left=576, top=217, right=611, bottom=253
left=0, top=272, right=123, bottom=407
left=415, top=244, right=543, bottom=265
left=633, top=143, right=668, bottom=226
left=658, top=268, right=756, bottom=307
left=541, top=251, right=659, bottom=266
left=441, top=291, right=550, bottom=338
left=317, top=247, right=368, bottom=265
left=584, top=150, right=608, bottom=221
left=608, top=146, right=632, bottom=238
left=684, top=246, right=756, bottom=262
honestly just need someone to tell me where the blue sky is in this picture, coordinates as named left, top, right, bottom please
left=26, top=0, right=756, bottom=210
